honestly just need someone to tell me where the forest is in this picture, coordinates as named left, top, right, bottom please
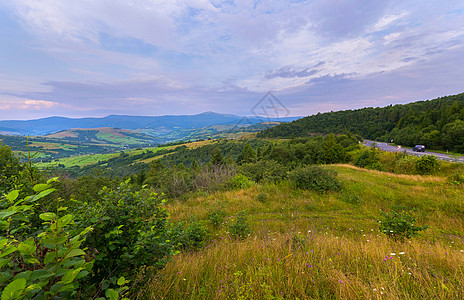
left=259, top=93, right=464, bottom=152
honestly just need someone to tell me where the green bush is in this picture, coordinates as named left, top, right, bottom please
left=208, top=210, right=227, bottom=228
left=288, top=166, right=342, bottom=193
left=415, top=155, right=438, bottom=175
left=239, top=160, right=288, bottom=183
left=0, top=180, right=96, bottom=299
left=78, top=180, right=173, bottom=291
left=378, top=210, right=428, bottom=241
left=171, top=217, right=209, bottom=250
left=229, top=211, right=251, bottom=240
left=393, top=156, right=416, bottom=174
left=354, top=148, right=382, bottom=170
left=228, top=173, right=253, bottom=189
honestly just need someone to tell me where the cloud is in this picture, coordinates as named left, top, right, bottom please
left=0, top=0, right=463, bottom=120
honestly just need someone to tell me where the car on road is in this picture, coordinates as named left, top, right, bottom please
left=413, top=145, right=426, bottom=152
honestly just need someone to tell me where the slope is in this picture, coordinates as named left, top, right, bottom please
left=258, top=92, right=464, bottom=152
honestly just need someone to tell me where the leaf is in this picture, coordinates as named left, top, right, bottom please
left=1, top=278, right=26, bottom=300
left=0, top=258, right=10, bottom=268
left=18, top=240, right=36, bottom=255
left=29, top=188, right=56, bottom=203
left=60, top=267, right=83, bottom=285
left=46, top=177, right=59, bottom=184
left=25, top=283, right=42, bottom=292
left=58, top=214, right=73, bottom=227
left=33, top=184, right=49, bottom=193
left=29, top=269, right=55, bottom=282
left=117, top=276, right=126, bottom=286
left=39, top=212, right=56, bottom=221
left=0, top=246, right=17, bottom=258
left=105, top=288, right=119, bottom=300
left=64, top=249, right=85, bottom=259
left=6, top=190, right=19, bottom=203
left=25, top=257, right=40, bottom=264
left=0, top=211, right=17, bottom=220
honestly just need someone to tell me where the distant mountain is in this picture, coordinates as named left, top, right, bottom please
left=0, top=112, right=300, bottom=136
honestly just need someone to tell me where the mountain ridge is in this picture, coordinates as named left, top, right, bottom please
left=0, top=112, right=300, bottom=136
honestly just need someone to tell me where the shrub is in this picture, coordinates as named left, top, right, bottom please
left=393, top=156, right=416, bottom=174
left=378, top=210, right=428, bottom=241
left=172, top=217, right=209, bottom=250
left=78, top=180, right=173, bottom=291
left=415, top=155, right=438, bottom=175
left=229, top=211, right=251, bottom=240
left=288, top=166, right=342, bottom=193
left=0, top=180, right=95, bottom=299
left=208, top=210, right=227, bottom=228
left=228, top=173, right=253, bottom=189
left=354, top=148, right=382, bottom=170
left=239, top=160, right=288, bottom=183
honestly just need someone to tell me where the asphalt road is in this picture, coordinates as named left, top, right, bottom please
left=364, top=140, right=464, bottom=163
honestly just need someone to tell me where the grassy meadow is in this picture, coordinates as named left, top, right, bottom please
left=144, top=165, right=464, bottom=299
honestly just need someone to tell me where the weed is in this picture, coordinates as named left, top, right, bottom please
left=378, top=210, right=428, bottom=241
left=256, top=193, right=268, bottom=203
left=207, top=210, right=227, bottom=228
left=229, top=211, right=251, bottom=240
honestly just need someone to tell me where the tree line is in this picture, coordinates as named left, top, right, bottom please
left=258, top=93, right=464, bottom=152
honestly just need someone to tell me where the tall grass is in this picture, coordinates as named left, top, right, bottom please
left=143, top=165, right=464, bottom=299
left=145, top=233, right=464, bottom=299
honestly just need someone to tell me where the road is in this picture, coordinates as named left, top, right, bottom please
left=364, top=140, right=464, bottom=163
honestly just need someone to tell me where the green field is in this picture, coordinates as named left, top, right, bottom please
left=36, top=146, right=171, bottom=168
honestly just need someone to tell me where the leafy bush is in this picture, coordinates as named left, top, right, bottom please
left=0, top=180, right=95, bottom=299
left=393, top=156, right=416, bottom=174
left=415, top=155, right=438, bottom=175
left=228, top=173, right=253, bottom=189
left=378, top=210, right=428, bottom=241
left=171, top=217, right=209, bottom=250
left=288, top=166, right=342, bottom=193
left=239, top=160, right=288, bottom=183
left=78, top=180, right=173, bottom=291
left=354, top=148, right=382, bottom=170
left=229, top=211, right=251, bottom=240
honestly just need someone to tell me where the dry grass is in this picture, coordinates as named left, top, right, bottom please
left=144, top=232, right=464, bottom=299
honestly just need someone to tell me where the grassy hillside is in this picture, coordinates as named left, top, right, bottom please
left=45, top=127, right=159, bottom=145
left=144, top=165, right=464, bottom=299
left=1, top=127, right=160, bottom=162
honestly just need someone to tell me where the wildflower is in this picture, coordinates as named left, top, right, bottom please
left=339, top=280, right=343, bottom=283
left=399, top=252, right=405, bottom=255
left=390, top=253, right=396, bottom=256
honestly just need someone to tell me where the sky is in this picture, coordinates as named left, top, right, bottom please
left=1, top=0, right=464, bottom=120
